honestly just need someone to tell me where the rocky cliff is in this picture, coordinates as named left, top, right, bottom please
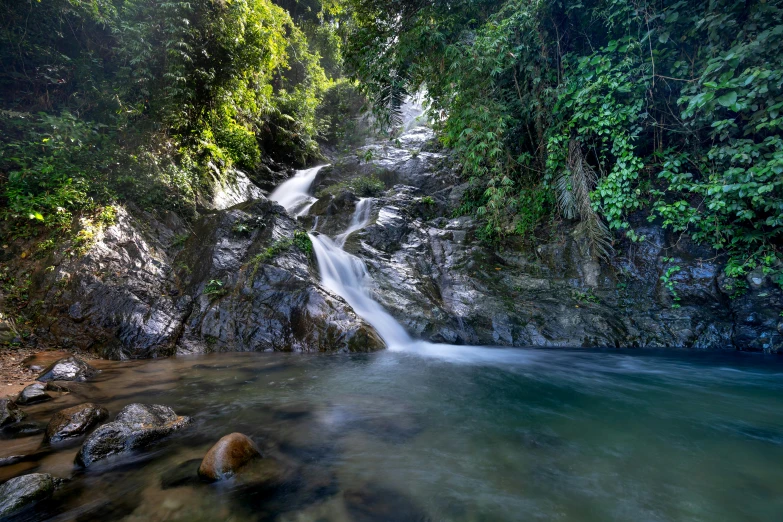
left=2, top=127, right=780, bottom=358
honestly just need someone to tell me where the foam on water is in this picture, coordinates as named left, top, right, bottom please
left=268, top=164, right=327, bottom=216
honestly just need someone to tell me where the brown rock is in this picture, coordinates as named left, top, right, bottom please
left=198, top=432, right=261, bottom=481
left=45, top=403, right=109, bottom=443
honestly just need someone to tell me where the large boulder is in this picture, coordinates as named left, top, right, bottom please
left=0, top=398, right=26, bottom=427
left=37, top=356, right=96, bottom=382
left=75, top=403, right=191, bottom=467
left=0, top=473, right=59, bottom=518
left=198, top=432, right=261, bottom=481
left=16, top=382, right=52, bottom=405
left=45, top=403, right=109, bottom=443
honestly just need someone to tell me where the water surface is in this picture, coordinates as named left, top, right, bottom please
left=2, top=348, right=782, bottom=521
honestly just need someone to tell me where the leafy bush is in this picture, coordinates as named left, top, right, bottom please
left=345, top=0, right=783, bottom=286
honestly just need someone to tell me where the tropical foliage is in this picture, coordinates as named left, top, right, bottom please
left=344, top=0, right=783, bottom=285
left=0, top=0, right=335, bottom=231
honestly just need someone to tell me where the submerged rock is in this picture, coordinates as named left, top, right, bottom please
left=198, top=432, right=261, bottom=481
left=76, top=403, right=191, bottom=467
left=37, top=356, right=96, bottom=382
left=0, top=398, right=26, bottom=427
left=16, top=382, right=53, bottom=405
left=0, top=473, right=58, bottom=518
left=45, top=403, right=109, bottom=443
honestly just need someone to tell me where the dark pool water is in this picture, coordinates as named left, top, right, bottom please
left=2, top=347, right=782, bottom=521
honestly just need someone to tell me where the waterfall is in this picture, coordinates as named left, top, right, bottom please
left=270, top=157, right=524, bottom=362
left=310, top=200, right=413, bottom=349
left=334, top=198, right=373, bottom=248
left=268, top=165, right=327, bottom=216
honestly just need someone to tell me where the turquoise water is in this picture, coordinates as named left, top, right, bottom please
left=2, top=348, right=782, bottom=521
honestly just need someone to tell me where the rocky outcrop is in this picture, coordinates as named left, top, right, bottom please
left=0, top=473, right=59, bottom=518
left=0, top=398, right=25, bottom=427
left=175, top=199, right=384, bottom=354
left=9, top=124, right=781, bottom=355
left=37, top=356, right=96, bottom=382
left=28, top=198, right=383, bottom=358
left=16, top=382, right=52, bottom=405
left=307, top=127, right=783, bottom=352
left=198, top=432, right=261, bottom=481
left=76, top=403, right=190, bottom=467
left=45, top=403, right=108, bottom=443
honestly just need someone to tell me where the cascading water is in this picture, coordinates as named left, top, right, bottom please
left=268, top=164, right=327, bottom=215
left=333, top=198, right=372, bottom=248
left=269, top=145, right=537, bottom=362
left=309, top=200, right=414, bottom=349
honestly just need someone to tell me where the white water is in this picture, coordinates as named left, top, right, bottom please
left=310, top=229, right=413, bottom=349
left=334, top=198, right=373, bottom=247
left=268, top=165, right=327, bottom=216
left=268, top=142, right=541, bottom=363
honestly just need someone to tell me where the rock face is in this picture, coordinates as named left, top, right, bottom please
left=27, top=200, right=383, bottom=359
left=45, top=403, right=109, bottom=443
left=8, top=124, right=781, bottom=355
left=0, top=399, right=26, bottom=427
left=198, top=432, right=261, bottom=481
left=16, top=382, right=52, bottom=405
left=0, top=473, right=58, bottom=518
left=37, top=356, right=96, bottom=382
left=306, top=127, right=783, bottom=352
left=76, top=403, right=190, bottom=467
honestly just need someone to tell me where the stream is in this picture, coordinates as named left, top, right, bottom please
left=1, top=164, right=782, bottom=521
left=2, top=350, right=782, bottom=521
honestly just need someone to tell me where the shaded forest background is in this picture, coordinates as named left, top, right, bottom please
left=1, top=0, right=782, bottom=295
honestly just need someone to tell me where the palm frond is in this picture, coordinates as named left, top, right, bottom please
left=553, top=139, right=614, bottom=261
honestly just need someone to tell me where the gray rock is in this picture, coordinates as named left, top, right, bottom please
left=0, top=473, right=58, bottom=518
left=75, top=403, right=191, bottom=467
left=45, top=402, right=109, bottom=443
left=37, top=356, right=96, bottom=382
left=16, top=382, right=52, bottom=405
left=0, top=399, right=26, bottom=427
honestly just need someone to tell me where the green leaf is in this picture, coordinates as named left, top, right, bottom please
left=716, top=91, right=737, bottom=107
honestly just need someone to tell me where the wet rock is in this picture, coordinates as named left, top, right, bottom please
left=344, top=483, right=430, bottom=522
left=176, top=198, right=385, bottom=354
left=3, top=422, right=46, bottom=437
left=37, top=356, right=96, bottom=382
left=0, top=455, right=24, bottom=467
left=0, top=473, right=58, bottom=518
left=0, top=398, right=26, bottom=427
left=198, top=432, right=261, bottom=481
left=45, top=403, right=109, bottom=443
left=44, top=382, right=71, bottom=393
left=16, top=382, right=52, bottom=405
left=76, top=403, right=191, bottom=467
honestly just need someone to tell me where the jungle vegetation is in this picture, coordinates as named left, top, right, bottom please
left=1, top=0, right=781, bottom=289
left=345, top=0, right=783, bottom=286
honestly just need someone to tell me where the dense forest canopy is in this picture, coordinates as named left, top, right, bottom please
left=1, top=0, right=782, bottom=292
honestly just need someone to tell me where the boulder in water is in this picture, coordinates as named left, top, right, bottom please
left=0, top=473, right=59, bottom=518
left=0, top=398, right=26, bottom=427
left=37, top=356, right=96, bottom=382
left=198, top=432, right=261, bottom=481
left=16, top=382, right=53, bottom=405
left=45, top=403, right=109, bottom=443
left=75, top=403, right=191, bottom=467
